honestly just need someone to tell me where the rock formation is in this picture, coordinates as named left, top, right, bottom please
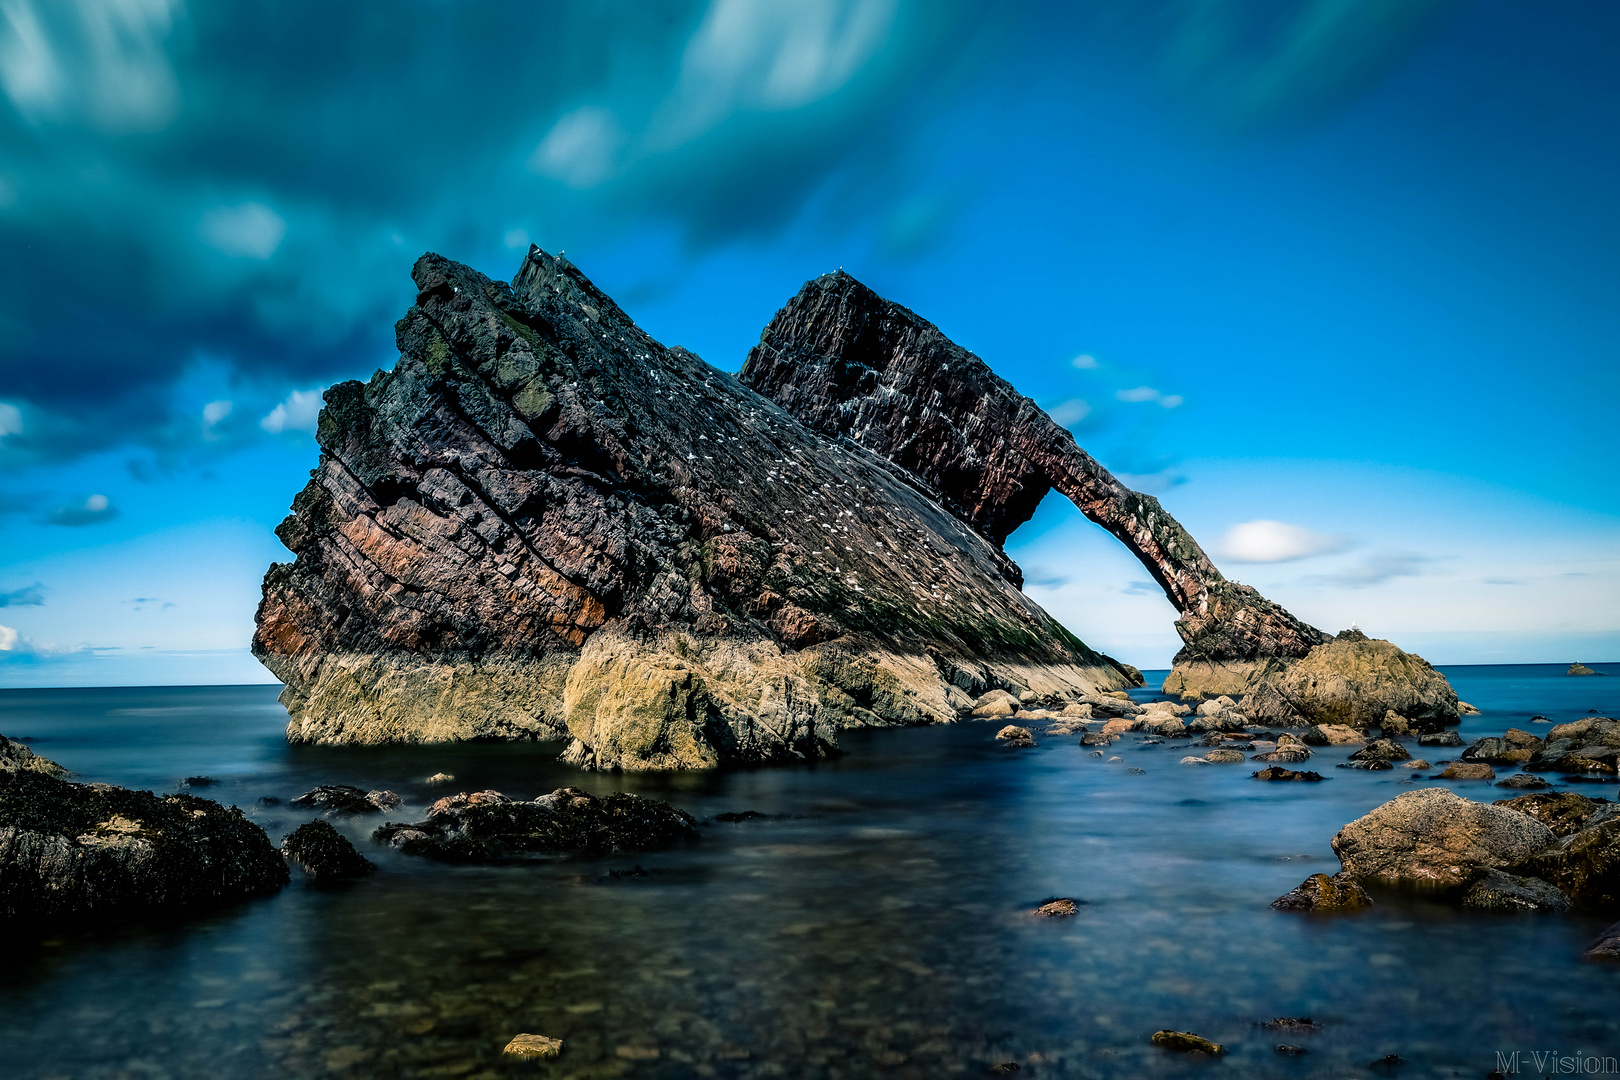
left=739, top=272, right=1458, bottom=725
left=0, top=739, right=288, bottom=920
left=373, top=786, right=697, bottom=861
left=253, top=249, right=1131, bottom=770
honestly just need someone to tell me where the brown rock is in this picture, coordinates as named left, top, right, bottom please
left=736, top=270, right=1328, bottom=698
left=1252, top=766, right=1325, bottom=782
left=1271, top=871, right=1373, bottom=912
left=252, top=250, right=1132, bottom=768
left=1033, top=898, right=1079, bottom=917
left=1493, top=792, right=1602, bottom=836
left=1439, top=762, right=1496, bottom=780
left=1301, top=724, right=1366, bottom=746
left=1151, top=1031, right=1225, bottom=1055
left=996, top=726, right=1036, bottom=748
left=503, top=1034, right=563, bottom=1059
left=1330, top=788, right=1557, bottom=893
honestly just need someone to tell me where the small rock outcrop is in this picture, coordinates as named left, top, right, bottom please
left=996, top=725, right=1036, bottom=748
left=1459, top=869, right=1571, bottom=914
left=1151, top=1031, right=1225, bottom=1055
left=289, top=785, right=398, bottom=815
left=0, top=761, right=287, bottom=920
left=1271, top=871, right=1372, bottom=912
left=1330, top=788, right=1556, bottom=893
left=1568, top=663, right=1600, bottom=676
left=0, top=735, right=66, bottom=777
left=282, top=820, right=376, bottom=881
left=253, top=250, right=1131, bottom=770
left=1493, top=792, right=1603, bottom=837
left=1253, top=766, right=1324, bottom=781
left=1584, top=921, right=1620, bottom=961
left=373, top=787, right=696, bottom=861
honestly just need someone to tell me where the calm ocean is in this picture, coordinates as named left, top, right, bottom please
left=2, top=662, right=1617, bottom=1079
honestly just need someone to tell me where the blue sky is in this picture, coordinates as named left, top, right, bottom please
left=1, top=0, right=1616, bottom=685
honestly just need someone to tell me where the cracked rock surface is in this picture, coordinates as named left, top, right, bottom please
left=254, top=250, right=1131, bottom=769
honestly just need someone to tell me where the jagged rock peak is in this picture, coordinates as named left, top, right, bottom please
left=253, top=248, right=1131, bottom=769
left=739, top=269, right=1329, bottom=675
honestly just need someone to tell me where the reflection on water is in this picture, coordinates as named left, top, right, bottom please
left=1, top=664, right=1617, bottom=1079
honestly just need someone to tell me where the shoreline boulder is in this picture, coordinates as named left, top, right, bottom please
left=282, top=820, right=376, bottom=881
left=1331, top=787, right=1556, bottom=893
left=0, top=766, right=288, bottom=921
left=1272, top=871, right=1372, bottom=913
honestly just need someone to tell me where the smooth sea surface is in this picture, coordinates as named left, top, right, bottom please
left=2, top=663, right=1618, bottom=1080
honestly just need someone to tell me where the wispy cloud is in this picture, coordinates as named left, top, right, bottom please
left=1217, top=519, right=1347, bottom=563
left=1045, top=398, right=1091, bottom=427
left=260, top=388, right=325, bottom=435
left=48, top=493, right=118, bottom=526
left=1115, top=386, right=1184, bottom=408
left=1312, top=551, right=1432, bottom=588
left=0, top=583, right=45, bottom=607
left=123, top=596, right=175, bottom=611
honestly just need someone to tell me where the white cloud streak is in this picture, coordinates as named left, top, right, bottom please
left=1217, top=519, right=1346, bottom=563
left=259, top=388, right=324, bottom=434
left=199, top=202, right=286, bottom=259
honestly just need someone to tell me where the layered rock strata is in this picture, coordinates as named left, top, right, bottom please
left=739, top=271, right=1457, bottom=724
left=738, top=271, right=1327, bottom=694
left=253, top=249, right=1131, bottom=769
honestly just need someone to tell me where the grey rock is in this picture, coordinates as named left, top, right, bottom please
left=1331, top=787, right=1557, bottom=893
left=1459, top=869, right=1571, bottom=913
left=0, top=734, right=65, bottom=777
left=1301, top=724, right=1366, bottom=746
left=1418, top=730, right=1465, bottom=748
left=1583, top=920, right=1620, bottom=961
left=1494, top=773, right=1550, bottom=790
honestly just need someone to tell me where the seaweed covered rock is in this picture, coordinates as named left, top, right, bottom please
left=282, top=820, right=376, bottom=881
left=253, top=250, right=1131, bottom=770
left=0, top=735, right=67, bottom=778
left=289, top=785, right=398, bottom=815
left=0, top=767, right=287, bottom=920
left=373, top=787, right=696, bottom=861
left=1272, top=871, right=1372, bottom=912
left=1459, top=869, right=1571, bottom=914
left=1331, top=788, right=1555, bottom=893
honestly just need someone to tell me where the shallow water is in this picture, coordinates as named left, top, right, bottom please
left=2, top=663, right=1618, bottom=1080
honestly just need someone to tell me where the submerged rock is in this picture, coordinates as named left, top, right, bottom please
left=0, top=767, right=287, bottom=920
left=1151, top=1031, right=1225, bottom=1055
left=253, top=249, right=1133, bottom=770
left=282, top=820, right=376, bottom=881
left=1253, top=766, right=1325, bottom=782
left=373, top=787, right=696, bottom=861
left=1350, top=739, right=1412, bottom=763
left=1495, top=773, right=1550, bottom=790
left=1271, top=871, right=1373, bottom=912
left=1584, top=920, right=1620, bottom=961
left=996, top=725, right=1036, bottom=748
left=1033, top=898, right=1079, bottom=917
left=1459, top=869, right=1571, bottom=913
left=503, top=1034, right=563, bottom=1059
left=289, top=785, right=396, bottom=815
left=1331, top=788, right=1556, bottom=893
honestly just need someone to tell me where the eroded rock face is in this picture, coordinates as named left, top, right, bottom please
left=1331, top=787, right=1555, bottom=893
left=737, top=271, right=1457, bottom=721
left=253, top=250, right=1130, bottom=769
left=0, top=765, right=288, bottom=920
left=736, top=271, right=1326, bottom=684
left=0, top=735, right=66, bottom=777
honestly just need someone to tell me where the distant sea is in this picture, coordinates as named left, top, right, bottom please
left=2, top=662, right=1617, bottom=1079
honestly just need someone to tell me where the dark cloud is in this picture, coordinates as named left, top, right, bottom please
left=0, top=0, right=1460, bottom=468
left=0, top=583, right=45, bottom=606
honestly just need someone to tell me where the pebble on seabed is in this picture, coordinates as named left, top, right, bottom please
left=502, top=1033, right=563, bottom=1058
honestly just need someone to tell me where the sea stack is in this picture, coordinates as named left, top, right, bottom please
left=252, top=249, right=1134, bottom=769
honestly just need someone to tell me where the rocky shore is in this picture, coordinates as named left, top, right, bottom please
left=0, top=736, right=288, bottom=921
